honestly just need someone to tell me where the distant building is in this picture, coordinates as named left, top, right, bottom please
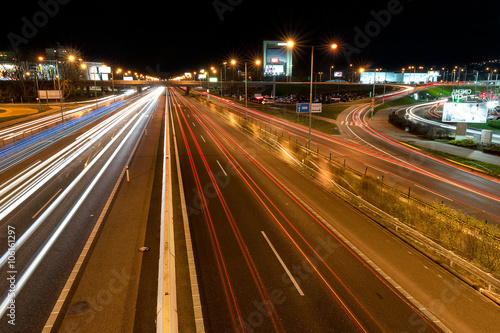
left=0, top=45, right=111, bottom=81
left=0, top=51, right=20, bottom=80
left=359, top=71, right=441, bottom=84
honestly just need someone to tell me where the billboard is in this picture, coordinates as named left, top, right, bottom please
left=442, top=102, right=488, bottom=123
left=265, top=65, right=284, bottom=75
left=263, top=40, right=293, bottom=77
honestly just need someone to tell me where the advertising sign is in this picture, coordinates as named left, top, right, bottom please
left=451, top=89, right=472, bottom=101
left=265, top=65, right=284, bottom=75
left=334, top=72, right=343, bottom=77
left=442, top=102, right=487, bottom=123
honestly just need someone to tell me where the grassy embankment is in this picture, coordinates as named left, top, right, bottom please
left=0, top=104, right=52, bottom=123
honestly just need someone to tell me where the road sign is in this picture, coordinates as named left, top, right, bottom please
left=297, top=103, right=322, bottom=113
left=311, top=103, right=322, bottom=113
left=296, top=103, right=309, bottom=113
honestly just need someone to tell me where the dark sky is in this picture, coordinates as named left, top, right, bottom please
left=1, top=0, right=499, bottom=78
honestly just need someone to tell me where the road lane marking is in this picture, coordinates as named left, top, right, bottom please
left=32, top=188, right=62, bottom=219
left=415, top=184, right=453, bottom=201
left=200, top=135, right=206, bottom=142
left=192, top=122, right=196, bottom=127
left=261, top=231, right=304, bottom=296
left=216, top=160, right=228, bottom=176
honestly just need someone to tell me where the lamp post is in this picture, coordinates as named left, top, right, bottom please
left=35, top=56, right=44, bottom=111
left=54, top=53, right=64, bottom=122
left=360, top=67, right=378, bottom=120
left=230, top=59, right=236, bottom=81
left=255, top=59, right=261, bottom=81
left=92, top=64, right=98, bottom=109
left=297, top=42, right=339, bottom=150
left=221, top=62, right=227, bottom=97
left=245, top=62, right=248, bottom=117
left=231, top=59, right=259, bottom=119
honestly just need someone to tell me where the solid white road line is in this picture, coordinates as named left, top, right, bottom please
left=261, top=231, right=305, bottom=296
left=216, top=160, right=228, bottom=177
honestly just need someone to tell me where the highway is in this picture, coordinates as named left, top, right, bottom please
left=170, top=87, right=448, bottom=332
left=198, top=92, right=500, bottom=224
left=0, top=87, right=163, bottom=332
left=0, top=84, right=498, bottom=332
left=340, top=102, right=500, bottom=223
left=404, top=101, right=500, bottom=143
left=0, top=93, right=134, bottom=144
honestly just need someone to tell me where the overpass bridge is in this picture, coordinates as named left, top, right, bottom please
left=79, top=79, right=165, bottom=93
left=166, top=80, right=410, bottom=96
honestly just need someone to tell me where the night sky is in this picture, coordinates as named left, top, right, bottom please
left=1, top=0, right=499, bottom=78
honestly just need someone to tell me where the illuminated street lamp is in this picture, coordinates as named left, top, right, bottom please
left=230, top=59, right=236, bottom=81
left=255, top=59, right=262, bottom=81
left=288, top=41, right=340, bottom=149
left=53, top=51, right=64, bottom=121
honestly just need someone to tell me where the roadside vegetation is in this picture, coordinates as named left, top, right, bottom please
left=0, top=104, right=52, bottom=123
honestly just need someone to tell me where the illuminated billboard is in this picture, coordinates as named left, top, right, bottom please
left=265, top=65, right=284, bottom=75
left=263, top=40, right=293, bottom=77
left=442, top=102, right=488, bottom=123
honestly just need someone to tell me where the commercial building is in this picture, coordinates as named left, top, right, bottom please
left=359, top=71, right=441, bottom=84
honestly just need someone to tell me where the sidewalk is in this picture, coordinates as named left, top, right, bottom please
left=51, top=100, right=164, bottom=332
left=371, top=107, right=500, bottom=166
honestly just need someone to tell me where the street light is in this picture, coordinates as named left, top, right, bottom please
left=53, top=51, right=64, bottom=122
left=35, top=56, right=44, bottom=110
left=255, top=59, right=262, bottom=81
left=359, top=67, right=378, bottom=120
left=289, top=41, right=340, bottom=149
left=230, top=59, right=236, bottom=81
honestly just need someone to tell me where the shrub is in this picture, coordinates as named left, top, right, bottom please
left=488, top=120, right=500, bottom=129
left=483, top=144, right=500, bottom=155
left=449, top=139, right=477, bottom=148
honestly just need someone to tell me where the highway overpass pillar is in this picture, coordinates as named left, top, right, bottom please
left=137, top=86, right=142, bottom=94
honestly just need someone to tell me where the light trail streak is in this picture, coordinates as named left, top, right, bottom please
left=0, top=89, right=163, bottom=265
left=175, top=96, right=283, bottom=332
left=0, top=91, right=157, bottom=220
left=204, top=90, right=500, bottom=215
left=171, top=96, right=243, bottom=332
left=175, top=90, right=369, bottom=332
left=349, top=103, right=500, bottom=203
left=181, top=90, right=438, bottom=332
left=0, top=88, right=163, bottom=317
